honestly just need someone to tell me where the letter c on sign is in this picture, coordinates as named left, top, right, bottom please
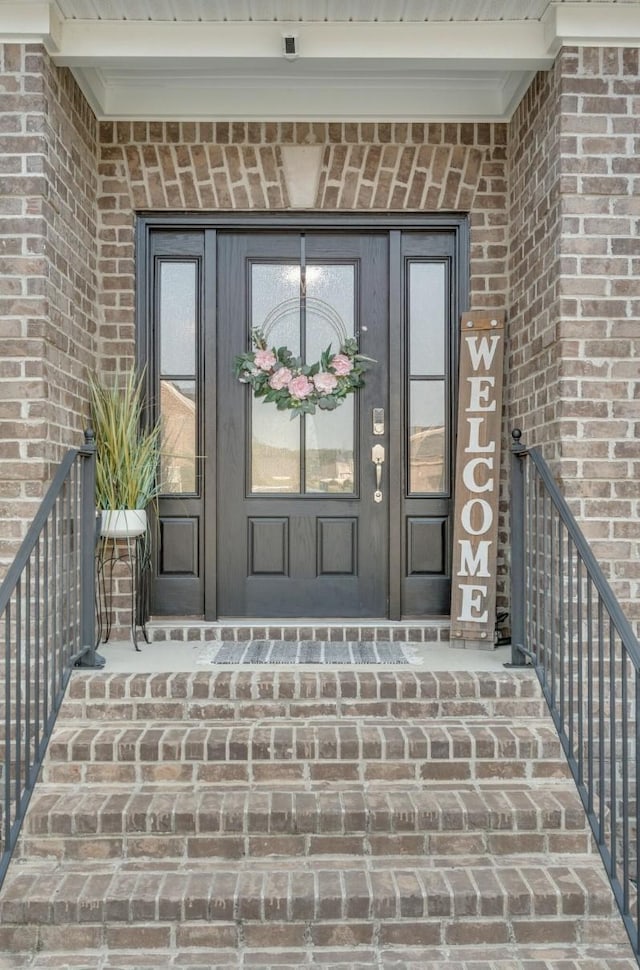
left=461, top=498, right=493, bottom=536
left=462, top=457, right=494, bottom=494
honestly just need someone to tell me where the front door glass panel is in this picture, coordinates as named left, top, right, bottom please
left=251, top=400, right=300, bottom=493
left=409, top=262, right=445, bottom=375
left=251, top=263, right=301, bottom=353
left=158, top=259, right=199, bottom=495
left=407, top=260, right=448, bottom=495
left=160, top=380, right=197, bottom=493
left=305, top=397, right=355, bottom=493
left=305, top=264, right=355, bottom=359
left=250, top=257, right=356, bottom=496
left=409, top=381, right=445, bottom=494
left=160, top=261, right=196, bottom=375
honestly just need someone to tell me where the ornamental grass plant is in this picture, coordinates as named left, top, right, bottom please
left=89, top=369, right=162, bottom=511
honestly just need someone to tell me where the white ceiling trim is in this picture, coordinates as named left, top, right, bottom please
left=2, top=1, right=640, bottom=121
left=46, top=20, right=554, bottom=66
left=0, top=2, right=58, bottom=43
left=544, top=2, right=640, bottom=49
left=88, top=69, right=537, bottom=122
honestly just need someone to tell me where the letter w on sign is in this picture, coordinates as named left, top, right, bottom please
left=449, top=311, right=505, bottom=645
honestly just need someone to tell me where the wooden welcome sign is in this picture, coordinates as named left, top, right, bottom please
left=450, top=311, right=505, bottom=646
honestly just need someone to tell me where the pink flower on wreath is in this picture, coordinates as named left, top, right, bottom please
left=331, top=353, right=353, bottom=376
left=288, top=374, right=314, bottom=399
left=269, top=367, right=293, bottom=391
left=313, top=372, right=338, bottom=394
left=254, top=348, right=277, bottom=371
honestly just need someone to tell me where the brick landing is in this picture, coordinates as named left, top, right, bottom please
left=0, top=670, right=637, bottom=969
left=143, top=619, right=452, bottom=644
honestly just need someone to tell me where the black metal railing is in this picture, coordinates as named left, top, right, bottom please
left=0, top=430, right=101, bottom=888
left=510, top=429, right=640, bottom=959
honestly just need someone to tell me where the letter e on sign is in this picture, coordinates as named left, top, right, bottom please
left=450, top=311, right=505, bottom=643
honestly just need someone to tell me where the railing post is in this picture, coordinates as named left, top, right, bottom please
left=77, top=428, right=104, bottom=669
left=509, top=428, right=528, bottom=666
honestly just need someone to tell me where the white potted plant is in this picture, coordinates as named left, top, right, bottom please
left=89, top=369, right=162, bottom=538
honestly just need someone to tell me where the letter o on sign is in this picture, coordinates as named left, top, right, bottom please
left=461, top=498, right=493, bottom=536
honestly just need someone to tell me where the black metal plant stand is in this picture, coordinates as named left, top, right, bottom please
left=95, top=533, right=151, bottom=651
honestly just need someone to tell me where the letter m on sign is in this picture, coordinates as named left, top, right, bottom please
left=449, top=311, right=505, bottom=645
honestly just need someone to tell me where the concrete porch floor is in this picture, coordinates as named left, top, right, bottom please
left=96, top=638, right=513, bottom=672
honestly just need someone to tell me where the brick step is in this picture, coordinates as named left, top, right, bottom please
left=18, top=785, right=593, bottom=862
left=2, top=669, right=638, bottom=970
left=58, top=692, right=550, bottom=723
left=40, top=719, right=571, bottom=786
left=62, top=669, right=545, bottom=721
left=45, top=718, right=567, bottom=763
left=144, top=620, right=451, bottom=644
left=0, top=858, right=625, bottom=951
left=5, top=943, right=640, bottom=970
left=6, top=944, right=640, bottom=970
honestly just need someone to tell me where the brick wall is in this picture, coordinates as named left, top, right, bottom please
left=508, top=59, right=562, bottom=454
left=96, top=121, right=508, bottom=629
left=97, top=121, right=508, bottom=370
left=508, top=47, right=640, bottom=624
left=0, top=45, right=98, bottom=567
left=559, top=47, right=640, bottom=621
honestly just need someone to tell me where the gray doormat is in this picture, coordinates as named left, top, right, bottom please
left=200, top=640, right=418, bottom=665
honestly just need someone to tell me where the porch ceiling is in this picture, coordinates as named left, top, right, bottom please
left=3, top=0, right=640, bottom=120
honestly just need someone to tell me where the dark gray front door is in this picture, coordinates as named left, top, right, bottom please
left=216, top=233, right=389, bottom=617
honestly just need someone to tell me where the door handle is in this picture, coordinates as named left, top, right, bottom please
left=372, top=444, right=385, bottom=503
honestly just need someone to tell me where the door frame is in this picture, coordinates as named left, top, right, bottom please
left=136, top=213, right=470, bottom=620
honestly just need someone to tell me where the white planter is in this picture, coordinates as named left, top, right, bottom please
left=99, top=509, right=147, bottom=539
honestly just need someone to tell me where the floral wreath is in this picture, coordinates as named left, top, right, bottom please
left=234, top=327, right=374, bottom=417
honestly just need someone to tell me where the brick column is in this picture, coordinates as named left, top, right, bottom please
left=508, top=46, right=640, bottom=624
left=557, top=47, right=640, bottom=622
left=0, top=44, right=99, bottom=568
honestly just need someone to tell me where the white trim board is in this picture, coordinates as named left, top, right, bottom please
left=2, top=1, right=640, bottom=120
